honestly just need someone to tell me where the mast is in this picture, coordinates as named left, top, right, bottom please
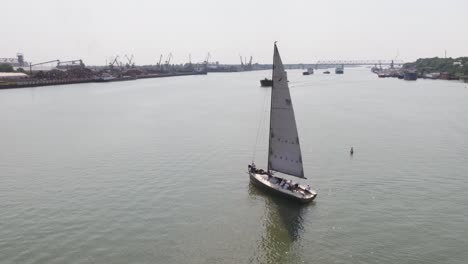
left=267, top=43, right=277, bottom=174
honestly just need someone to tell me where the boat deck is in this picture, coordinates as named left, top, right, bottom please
left=251, top=172, right=316, bottom=201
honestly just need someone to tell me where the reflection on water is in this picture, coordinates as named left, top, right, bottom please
left=248, top=183, right=310, bottom=264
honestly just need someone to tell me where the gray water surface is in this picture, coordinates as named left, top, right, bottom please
left=1, top=69, right=467, bottom=264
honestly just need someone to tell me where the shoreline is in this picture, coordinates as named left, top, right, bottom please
left=0, top=71, right=206, bottom=90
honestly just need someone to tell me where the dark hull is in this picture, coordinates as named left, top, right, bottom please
left=249, top=173, right=316, bottom=203
left=260, top=79, right=273, bottom=87
left=94, top=76, right=136, bottom=82
left=404, top=71, right=418, bottom=81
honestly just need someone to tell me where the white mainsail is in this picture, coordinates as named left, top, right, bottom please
left=268, top=44, right=305, bottom=178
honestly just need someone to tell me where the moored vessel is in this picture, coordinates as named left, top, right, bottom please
left=404, top=70, right=418, bottom=81
left=260, top=78, right=273, bottom=87
left=335, top=66, right=344, bottom=74
left=302, top=68, right=314, bottom=75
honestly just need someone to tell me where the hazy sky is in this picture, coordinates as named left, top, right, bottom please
left=2, top=0, right=467, bottom=65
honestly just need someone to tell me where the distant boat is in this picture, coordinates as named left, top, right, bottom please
left=95, top=76, right=136, bottom=82
left=248, top=43, right=317, bottom=203
left=323, top=70, right=330, bottom=74
left=95, top=74, right=117, bottom=82
left=302, top=68, right=314, bottom=75
left=260, top=78, right=273, bottom=87
left=378, top=72, right=389, bottom=78
left=335, top=67, right=344, bottom=74
left=439, top=72, right=458, bottom=80
left=423, top=72, right=440, bottom=79
left=404, top=71, right=418, bottom=81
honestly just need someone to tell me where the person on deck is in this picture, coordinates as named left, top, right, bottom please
left=251, top=162, right=256, bottom=172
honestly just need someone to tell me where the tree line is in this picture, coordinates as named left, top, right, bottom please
left=404, top=57, right=468, bottom=77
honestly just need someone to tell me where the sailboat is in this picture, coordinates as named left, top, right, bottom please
left=248, top=43, right=317, bottom=203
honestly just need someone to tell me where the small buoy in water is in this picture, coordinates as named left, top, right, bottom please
left=350, top=147, right=354, bottom=155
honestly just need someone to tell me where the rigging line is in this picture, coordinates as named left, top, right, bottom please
left=252, top=90, right=269, bottom=162
left=252, top=88, right=270, bottom=163
left=258, top=96, right=269, bottom=156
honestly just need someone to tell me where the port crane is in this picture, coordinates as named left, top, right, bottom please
left=239, top=55, right=253, bottom=70
left=163, top=53, right=173, bottom=72
left=245, top=56, right=253, bottom=70
left=156, top=54, right=163, bottom=71
left=109, top=56, right=120, bottom=69
left=124, top=55, right=135, bottom=68
left=165, top=53, right=173, bottom=66
left=204, top=52, right=211, bottom=65
left=390, top=50, right=400, bottom=69
left=202, top=52, right=211, bottom=72
left=29, top=59, right=60, bottom=74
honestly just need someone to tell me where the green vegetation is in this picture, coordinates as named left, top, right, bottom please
left=0, top=63, right=14, bottom=72
left=404, top=57, right=468, bottom=77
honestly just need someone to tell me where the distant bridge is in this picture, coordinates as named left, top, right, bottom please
left=282, top=60, right=405, bottom=70
left=314, top=60, right=404, bottom=66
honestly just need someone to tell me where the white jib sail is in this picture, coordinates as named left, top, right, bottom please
left=268, top=44, right=305, bottom=178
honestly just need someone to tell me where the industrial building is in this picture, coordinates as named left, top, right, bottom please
left=0, top=72, right=29, bottom=80
left=0, top=53, right=30, bottom=69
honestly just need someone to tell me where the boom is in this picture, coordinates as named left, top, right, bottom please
left=29, top=59, right=60, bottom=74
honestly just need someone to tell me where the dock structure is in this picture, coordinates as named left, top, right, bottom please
left=0, top=72, right=207, bottom=90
